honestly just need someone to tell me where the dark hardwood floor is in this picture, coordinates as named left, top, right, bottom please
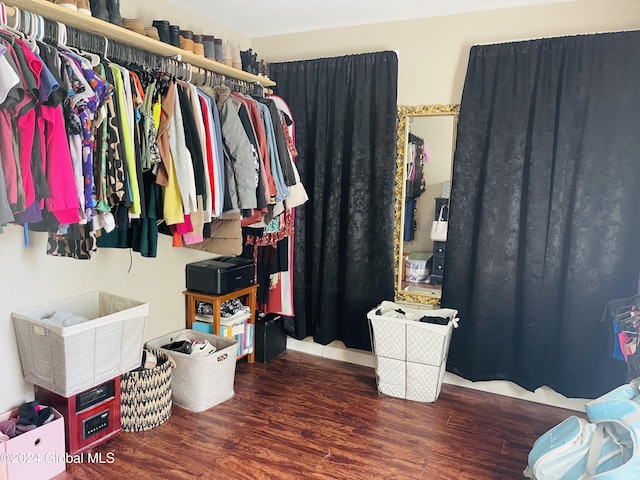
left=55, top=351, right=579, bottom=479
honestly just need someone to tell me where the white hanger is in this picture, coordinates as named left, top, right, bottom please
left=57, top=21, right=66, bottom=47
left=20, top=10, right=38, bottom=51
left=54, top=22, right=83, bottom=63
left=7, top=7, right=40, bottom=54
left=36, top=13, right=44, bottom=42
left=54, top=21, right=82, bottom=55
left=83, top=49, right=100, bottom=67
left=65, top=25, right=101, bottom=68
left=200, top=69, right=209, bottom=87
left=3, top=5, right=27, bottom=40
left=170, top=58, right=178, bottom=78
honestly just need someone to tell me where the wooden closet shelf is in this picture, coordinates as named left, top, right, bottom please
left=3, top=0, right=276, bottom=87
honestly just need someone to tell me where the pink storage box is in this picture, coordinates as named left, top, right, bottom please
left=0, top=407, right=66, bottom=480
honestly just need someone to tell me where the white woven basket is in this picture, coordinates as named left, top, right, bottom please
left=12, top=291, right=148, bottom=397
left=146, top=329, right=238, bottom=412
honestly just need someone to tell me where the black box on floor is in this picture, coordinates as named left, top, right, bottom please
left=255, top=313, right=287, bottom=363
left=186, top=256, right=254, bottom=295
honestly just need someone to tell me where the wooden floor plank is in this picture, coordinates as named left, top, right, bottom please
left=55, top=350, right=578, bottom=479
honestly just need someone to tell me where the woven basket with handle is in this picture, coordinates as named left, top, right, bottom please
left=120, top=349, right=176, bottom=432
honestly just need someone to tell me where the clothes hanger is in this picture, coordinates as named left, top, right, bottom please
left=38, top=14, right=44, bottom=42
left=56, top=21, right=67, bottom=49
left=101, top=35, right=109, bottom=62
left=254, top=81, right=265, bottom=98
left=55, top=23, right=91, bottom=71
left=177, top=60, right=185, bottom=81
left=55, top=24, right=98, bottom=70
left=1, top=5, right=28, bottom=40
left=0, top=6, right=42, bottom=59
left=196, top=69, right=206, bottom=87
left=74, top=30, right=100, bottom=67
left=41, top=17, right=56, bottom=44
left=201, top=69, right=210, bottom=88
left=21, top=11, right=40, bottom=52
left=17, top=9, right=35, bottom=47
left=68, top=30, right=99, bottom=67
left=32, top=12, right=42, bottom=41
left=171, top=58, right=179, bottom=81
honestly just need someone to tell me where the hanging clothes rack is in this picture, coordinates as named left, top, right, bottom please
left=55, top=23, right=266, bottom=95
left=2, top=0, right=274, bottom=92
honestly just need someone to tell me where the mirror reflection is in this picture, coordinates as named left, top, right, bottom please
left=394, top=105, right=460, bottom=305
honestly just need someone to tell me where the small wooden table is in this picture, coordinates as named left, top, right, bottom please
left=183, top=284, right=259, bottom=363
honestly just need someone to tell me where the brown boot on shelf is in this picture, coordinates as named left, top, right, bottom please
left=192, top=34, right=205, bottom=57
left=180, top=31, right=195, bottom=52
left=193, top=42, right=205, bottom=57
left=77, top=0, right=91, bottom=15
left=89, top=0, right=108, bottom=22
left=122, top=18, right=146, bottom=36
left=145, top=27, right=160, bottom=41
left=54, top=0, right=78, bottom=11
left=180, top=36, right=195, bottom=53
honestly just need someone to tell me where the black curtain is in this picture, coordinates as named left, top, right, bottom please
left=442, top=31, right=640, bottom=399
left=270, top=52, right=398, bottom=350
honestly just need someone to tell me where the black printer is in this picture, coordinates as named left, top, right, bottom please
left=186, top=256, right=255, bottom=295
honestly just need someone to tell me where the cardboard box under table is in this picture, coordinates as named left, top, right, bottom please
left=0, top=407, right=65, bottom=480
left=368, top=301, right=459, bottom=403
left=146, top=329, right=238, bottom=412
left=12, top=292, right=149, bottom=398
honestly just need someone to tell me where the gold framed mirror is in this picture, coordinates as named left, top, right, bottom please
left=394, top=104, right=460, bottom=305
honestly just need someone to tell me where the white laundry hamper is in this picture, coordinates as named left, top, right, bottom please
left=368, top=301, right=459, bottom=403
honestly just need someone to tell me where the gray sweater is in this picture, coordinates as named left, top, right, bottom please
left=204, top=85, right=257, bottom=212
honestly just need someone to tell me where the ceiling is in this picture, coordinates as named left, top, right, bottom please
left=170, top=0, right=578, bottom=37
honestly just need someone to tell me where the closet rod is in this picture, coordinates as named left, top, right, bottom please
left=2, top=0, right=276, bottom=87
